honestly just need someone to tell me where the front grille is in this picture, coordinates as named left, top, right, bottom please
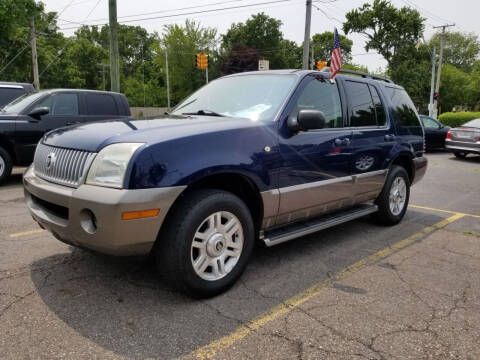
left=34, top=143, right=96, bottom=187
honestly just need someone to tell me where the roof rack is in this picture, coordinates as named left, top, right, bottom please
left=319, top=67, right=392, bottom=83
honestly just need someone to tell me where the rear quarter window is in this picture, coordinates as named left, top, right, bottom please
left=85, top=93, right=118, bottom=116
left=385, top=87, right=420, bottom=127
left=385, top=87, right=423, bottom=155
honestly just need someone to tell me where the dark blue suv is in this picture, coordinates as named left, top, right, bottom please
left=24, top=69, right=427, bottom=297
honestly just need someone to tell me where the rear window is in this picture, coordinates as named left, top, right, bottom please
left=463, top=119, right=480, bottom=128
left=0, top=87, right=26, bottom=107
left=385, top=87, right=420, bottom=127
left=85, top=93, right=118, bottom=115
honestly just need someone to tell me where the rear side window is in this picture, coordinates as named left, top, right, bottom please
left=344, top=81, right=376, bottom=127
left=385, top=87, right=420, bottom=127
left=369, top=85, right=386, bottom=126
left=0, top=87, right=26, bottom=107
left=421, top=117, right=439, bottom=128
left=294, top=77, right=343, bottom=128
left=85, top=93, right=118, bottom=115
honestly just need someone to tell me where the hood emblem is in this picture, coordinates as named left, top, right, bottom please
left=46, top=152, right=57, bottom=170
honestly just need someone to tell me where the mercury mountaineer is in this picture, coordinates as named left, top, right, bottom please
left=24, top=69, right=427, bottom=297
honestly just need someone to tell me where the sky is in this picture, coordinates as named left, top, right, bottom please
left=42, top=0, right=480, bottom=72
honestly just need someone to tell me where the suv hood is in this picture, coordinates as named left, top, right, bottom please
left=42, top=115, right=264, bottom=152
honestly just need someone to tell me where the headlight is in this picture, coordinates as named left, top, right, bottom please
left=86, top=143, right=144, bottom=188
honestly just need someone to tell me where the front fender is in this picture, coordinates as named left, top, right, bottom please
left=126, top=123, right=279, bottom=191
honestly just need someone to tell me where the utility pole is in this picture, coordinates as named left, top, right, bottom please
left=30, top=17, right=40, bottom=90
left=108, top=0, right=120, bottom=93
left=97, top=64, right=109, bottom=90
left=302, top=0, right=312, bottom=70
left=310, top=45, right=314, bottom=70
left=165, top=49, right=170, bottom=110
left=428, top=47, right=436, bottom=118
left=432, top=24, right=455, bottom=118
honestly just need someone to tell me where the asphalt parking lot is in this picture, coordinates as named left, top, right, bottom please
left=1, top=152, right=479, bottom=360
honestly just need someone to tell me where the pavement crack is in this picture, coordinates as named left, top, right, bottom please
left=0, top=290, right=36, bottom=318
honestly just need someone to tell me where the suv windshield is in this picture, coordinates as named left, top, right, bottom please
left=2, top=92, right=46, bottom=114
left=171, top=74, right=297, bottom=121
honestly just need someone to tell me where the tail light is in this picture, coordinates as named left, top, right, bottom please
left=446, top=130, right=451, bottom=139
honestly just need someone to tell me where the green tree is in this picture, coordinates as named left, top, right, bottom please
left=342, top=63, right=369, bottom=73
left=310, top=31, right=353, bottom=63
left=279, top=39, right=302, bottom=69
left=155, top=20, right=218, bottom=106
left=343, top=0, right=424, bottom=70
left=222, top=13, right=284, bottom=69
left=0, top=0, right=68, bottom=86
left=429, top=32, right=480, bottom=72
left=438, top=64, right=471, bottom=112
left=222, top=44, right=260, bottom=74
left=0, top=0, right=36, bottom=81
left=388, top=43, right=432, bottom=113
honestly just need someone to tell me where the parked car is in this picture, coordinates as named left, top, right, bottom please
left=0, top=82, right=35, bottom=108
left=419, top=115, right=450, bottom=150
left=445, top=118, right=480, bottom=158
left=0, top=89, right=130, bottom=183
left=24, top=69, right=427, bottom=297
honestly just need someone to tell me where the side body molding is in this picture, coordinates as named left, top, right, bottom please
left=260, top=169, right=388, bottom=230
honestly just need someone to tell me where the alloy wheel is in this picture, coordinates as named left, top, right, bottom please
left=191, top=211, right=244, bottom=281
left=389, top=177, right=407, bottom=216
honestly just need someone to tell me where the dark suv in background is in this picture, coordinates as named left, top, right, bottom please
left=0, top=89, right=130, bottom=183
left=0, top=82, right=35, bottom=108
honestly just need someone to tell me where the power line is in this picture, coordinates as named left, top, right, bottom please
left=40, top=0, right=103, bottom=78
left=0, top=42, right=31, bottom=76
left=57, top=0, right=78, bottom=17
left=59, top=0, right=249, bottom=25
left=58, top=0, right=294, bottom=31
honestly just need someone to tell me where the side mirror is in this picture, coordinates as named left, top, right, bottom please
left=28, top=107, right=49, bottom=121
left=288, top=109, right=327, bottom=132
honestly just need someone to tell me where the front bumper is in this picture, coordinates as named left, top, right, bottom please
left=23, top=166, right=185, bottom=256
left=412, top=156, right=428, bottom=185
left=445, top=140, right=480, bottom=154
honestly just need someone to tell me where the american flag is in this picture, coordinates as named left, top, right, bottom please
left=330, top=28, right=343, bottom=79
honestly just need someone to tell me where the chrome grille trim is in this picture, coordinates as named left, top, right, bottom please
left=33, top=143, right=96, bottom=188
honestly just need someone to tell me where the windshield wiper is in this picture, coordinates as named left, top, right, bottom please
left=182, top=109, right=225, bottom=117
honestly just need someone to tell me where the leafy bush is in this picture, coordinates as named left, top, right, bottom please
left=438, top=112, right=480, bottom=127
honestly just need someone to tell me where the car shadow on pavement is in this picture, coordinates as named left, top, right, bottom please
left=29, top=210, right=444, bottom=359
left=449, top=154, right=480, bottom=163
left=1, top=172, right=23, bottom=187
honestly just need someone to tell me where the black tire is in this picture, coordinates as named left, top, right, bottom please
left=454, top=151, right=467, bottom=158
left=155, top=189, right=255, bottom=298
left=373, top=166, right=410, bottom=226
left=0, top=147, right=13, bottom=185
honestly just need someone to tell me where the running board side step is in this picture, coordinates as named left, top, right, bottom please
left=262, top=204, right=378, bottom=247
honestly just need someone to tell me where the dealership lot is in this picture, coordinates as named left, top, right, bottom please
left=1, top=152, right=479, bottom=359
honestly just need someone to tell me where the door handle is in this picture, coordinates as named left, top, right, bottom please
left=67, top=121, right=81, bottom=125
left=334, top=137, right=350, bottom=146
left=384, top=134, right=396, bottom=142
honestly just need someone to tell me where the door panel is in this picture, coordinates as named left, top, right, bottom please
left=277, top=75, right=354, bottom=226
left=346, top=82, right=393, bottom=198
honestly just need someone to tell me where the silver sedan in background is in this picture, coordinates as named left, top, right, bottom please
left=445, top=118, right=480, bottom=158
